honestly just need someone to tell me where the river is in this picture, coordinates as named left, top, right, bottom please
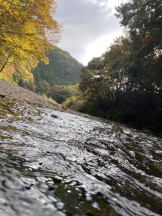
left=0, top=96, right=162, bottom=216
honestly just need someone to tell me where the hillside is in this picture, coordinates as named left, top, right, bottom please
left=31, top=47, right=83, bottom=92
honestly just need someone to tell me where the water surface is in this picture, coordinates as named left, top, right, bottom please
left=0, top=97, right=162, bottom=216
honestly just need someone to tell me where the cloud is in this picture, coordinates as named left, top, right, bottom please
left=55, top=0, right=124, bottom=65
left=82, top=31, right=123, bottom=64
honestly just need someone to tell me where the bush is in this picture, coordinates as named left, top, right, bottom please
left=36, top=80, right=50, bottom=93
left=51, top=89, right=72, bottom=103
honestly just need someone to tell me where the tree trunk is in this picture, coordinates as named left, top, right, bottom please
left=0, top=53, right=12, bottom=73
left=152, top=95, right=161, bottom=120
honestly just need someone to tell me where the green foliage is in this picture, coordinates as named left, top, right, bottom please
left=41, top=93, right=47, bottom=98
left=36, top=80, right=50, bottom=94
left=65, top=84, right=82, bottom=97
left=48, top=83, right=82, bottom=104
left=65, top=81, right=71, bottom=86
left=40, top=93, right=57, bottom=104
left=64, top=96, right=87, bottom=112
left=18, top=79, right=36, bottom=92
left=32, top=47, right=83, bottom=88
left=115, top=0, right=162, bottom=99
left=18, top=79, right=27, bottom=88
left=51, top=88, right=72, bottom=104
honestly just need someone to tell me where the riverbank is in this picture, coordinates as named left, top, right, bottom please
left=0, top=78, right=62, bottom=109
left=0, top=78, right=111, bottom=122
left=1, top=78, right=160, bottom=137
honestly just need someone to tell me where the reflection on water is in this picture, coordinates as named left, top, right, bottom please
left=0, top=97, right=162, bottom=216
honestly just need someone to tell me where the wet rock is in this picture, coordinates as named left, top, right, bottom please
left=52, top=176, right=63, bottom=183
left=51, top=114, right=58, bottom=118
left=129, top=151, right=135, bottom=157
left=7, top=108, right=14, bottom=113
left=92, top=126, right=104, bottom=132
left=0, top=95, right=5, bottom=98
left=56, top=202, right=64, bottom=210
left=81, top=114, right=89, bottom=118
left=123, top=129, right=134, bottom=136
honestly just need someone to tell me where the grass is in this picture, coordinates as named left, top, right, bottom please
left=41, top=93, right=58, bottom=104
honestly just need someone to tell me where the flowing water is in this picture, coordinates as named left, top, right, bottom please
left=0, top=96, right=162, bottom=216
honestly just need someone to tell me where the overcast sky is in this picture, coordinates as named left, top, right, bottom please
left=55, top=0, right=127, bottom=66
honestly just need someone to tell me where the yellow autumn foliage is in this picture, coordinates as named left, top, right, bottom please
left=0, top=0, right=62, bottom=81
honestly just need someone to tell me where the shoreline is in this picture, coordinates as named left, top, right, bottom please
left=0, top=78, right=151, bottom=133
left=0, top=78, right=106, bottom=121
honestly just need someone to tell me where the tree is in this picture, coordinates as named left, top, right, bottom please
left=36, top=80, right=50, bottom=93
left=65, top=81, right=71, bottom=86
left=75, top=0, right=162, bottom=131
left=51, top=89, right=72, bottom=104
left=32, top=47, right=82, bottom=87
left=115, top=0, right=162, bottom=119
left=115, top=0, right=162, bottom=47
left=115, top=0, right=162, bottom=97
left=0, top=0, right=62, bottom=76
left=79, top=36, right=133, bottom=108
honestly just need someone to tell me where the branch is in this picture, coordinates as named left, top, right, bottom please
left=135, top=77, right=162, bottom=98
left=0, top=53, right=12, bottom=73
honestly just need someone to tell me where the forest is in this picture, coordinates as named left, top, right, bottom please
left=31, top=47, right=82, bottom=92
left=0, top=0, right=162, bottom=136
left=64, top=0, right=162, bottom=136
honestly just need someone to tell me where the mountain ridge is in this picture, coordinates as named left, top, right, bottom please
left=32, top=46, right=83, bottom=91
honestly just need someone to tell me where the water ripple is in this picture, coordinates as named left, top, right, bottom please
left=0, top=97, right=162, bottom=215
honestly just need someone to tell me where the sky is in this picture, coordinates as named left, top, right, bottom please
left=54, top=0, right=127, bottom=66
